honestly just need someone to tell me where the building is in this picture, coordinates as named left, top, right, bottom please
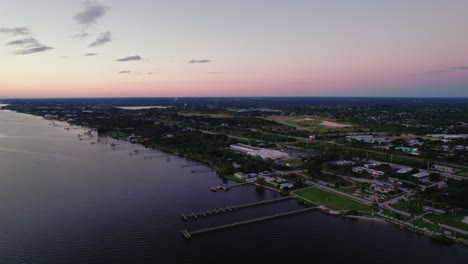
left=387, top=177, right=403, bottom=185
left=346, top=135, right=391, bottom=145
left=370, top=183, right=394, bottom=194
left=234, top=172, right=247, bottom=180
left=352, top=166, right=384, bottom=177
left=352, top=166, right=366, bottom=173
left=396, top=167, right=412, bottom=174
left=427, top=134, right=468, bottom=140
left=364, top=162, right=381, bottom=169
left=279, top=182, right=294, bottom=189
left=395, top=146, right=419, bottom=155
left=366, top=169, right=384, bottom=177
left=423, top=206, right=446, bottom=214
left=230, top=143, right=288, bottom=160
left=412, top=171, right=430, bottom=182
left=431, top=164, right=456, bottom=173
left=333, top=160, right=355, bottom=166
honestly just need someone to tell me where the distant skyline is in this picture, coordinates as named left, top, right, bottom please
left=1, top=0, right=467, bottom=97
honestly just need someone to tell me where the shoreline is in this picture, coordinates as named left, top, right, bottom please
left=4, top=109, right=468, bottom=247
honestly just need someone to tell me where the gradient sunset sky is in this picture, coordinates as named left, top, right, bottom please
left=1, top=0, right=467, bottom=98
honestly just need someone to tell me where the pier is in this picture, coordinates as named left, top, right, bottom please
left=191, top=170, right=213, bottom=173
left=181, top=162, right=207, bottom=168
left=182, top=207, right=316, bottom=239
left=181, top=196, right=294, bottom=221
left=210, top=182, right=249, bottom=192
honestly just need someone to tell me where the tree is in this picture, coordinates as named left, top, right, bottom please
left=305, top=160, right=322, bottom=178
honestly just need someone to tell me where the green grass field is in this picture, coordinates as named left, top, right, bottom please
left=294, top=187, right=371, bottom=212
left=425, top=213, right=468, bottom=232
left=391, top=200, right=425, bottom=216
left=266, top=115, right=356, bottom=133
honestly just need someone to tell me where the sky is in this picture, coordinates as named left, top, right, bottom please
left=0, top=0, right=467, bottom=98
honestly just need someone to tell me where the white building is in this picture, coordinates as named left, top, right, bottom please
left=412, top=171, right=430, bottom=182
left=230, top=143, right=288, bottom=160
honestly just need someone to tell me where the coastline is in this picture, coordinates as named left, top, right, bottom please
left=4, top=109, right=467, bottom=247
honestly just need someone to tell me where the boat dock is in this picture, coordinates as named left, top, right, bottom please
left=181, top=207, right=317, bottom=239
left=210, top=182, right=249, bottom=192
left=181, top=196, right=294, bottom=221
left=181, top=162, right=207, bottom=168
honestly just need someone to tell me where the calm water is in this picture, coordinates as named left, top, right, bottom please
left=0, top=108, right=467, bottom=264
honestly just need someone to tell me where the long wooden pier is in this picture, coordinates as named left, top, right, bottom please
left=210, top=182, right=249, bottom=192
left=181, top=207, right=316, bottom=239
left=181, top=162, right=207, bottom=168
left=180, top=196, right=293, bottom=221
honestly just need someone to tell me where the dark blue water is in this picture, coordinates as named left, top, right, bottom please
left=0, top=108, right=467, bottom=264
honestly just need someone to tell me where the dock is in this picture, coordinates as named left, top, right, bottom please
left=181, top=162, right=207, bottom=168
left=210, top=182, right=249, bottom=192
left=181, top=196, right=293, bottom=221
left=182, top=207, right=316, bottom=239
left=181, top=229, right=191, bottom=239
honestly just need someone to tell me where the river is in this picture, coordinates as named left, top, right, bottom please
left=0, top=107, right=467, bottom=263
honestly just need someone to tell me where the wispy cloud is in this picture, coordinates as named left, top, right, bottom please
left=6, top=38, right=40, bottom=46
left=88, top=31, right=111, bottom=47
left=73, top=31, right=90, bottom=39
left=84, top=52, right=98, bottom=56
left=420, top=65, right=468, bottom=75
left=5, top=36, right=53, bottom=55
left=0, top=26, right=30, bottom=35
left=449, top=65, right=468, bottom=71
left=421, top=70, right=454, bottom=75
left=74, top=2, right=110, bottom=26
left=118, top=71, right=131, bottom=73
left=116, top=55, right=142, bottom=62
left=147, top=72, right=153, bottom=75
left=189, top=59, right=211, bottom=64
left=14, top=46, right=53, bottom=55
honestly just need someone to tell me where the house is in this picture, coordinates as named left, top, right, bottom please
left=367, top=169, right=385, bottom=177
left=279, top=182, right=294, bottom=189
left=333, top=160, right=355, bottom=166
left=346, top=135, right=391, bottom=145
left=431, top=164, right=456, bottom=173
left=412, top=171, right=430, bottom=182
left=234, top=172, right=247, bottom=180
left=352, top=167, right=366, bottom=173
left=396, top=167, right=412, bottom=174
left=395, top=146, right=419, bottom=155
left=370, top=183, right=394, bottom=194
left=364, top=162, right=381, bottom=169
left=387, top=177, right=402, bottom=185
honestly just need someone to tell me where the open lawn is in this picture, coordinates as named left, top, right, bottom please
left=294, top=187, right=371, bottom=212
left=267, top=115, right=356, bottom=133
left=391, top=200, right=425, bottom=216
left=425, top=213, right=468, bottom=232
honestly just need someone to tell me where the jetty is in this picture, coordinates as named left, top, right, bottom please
left=210, top=182, right=248, bottom=192
left=181, top=207, right=316, bottom=239
left=181, top=196, right=293, bottom=221
left=181, top=162, right=207, bottom=168
left=191, top=170, right=214, bottom=173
